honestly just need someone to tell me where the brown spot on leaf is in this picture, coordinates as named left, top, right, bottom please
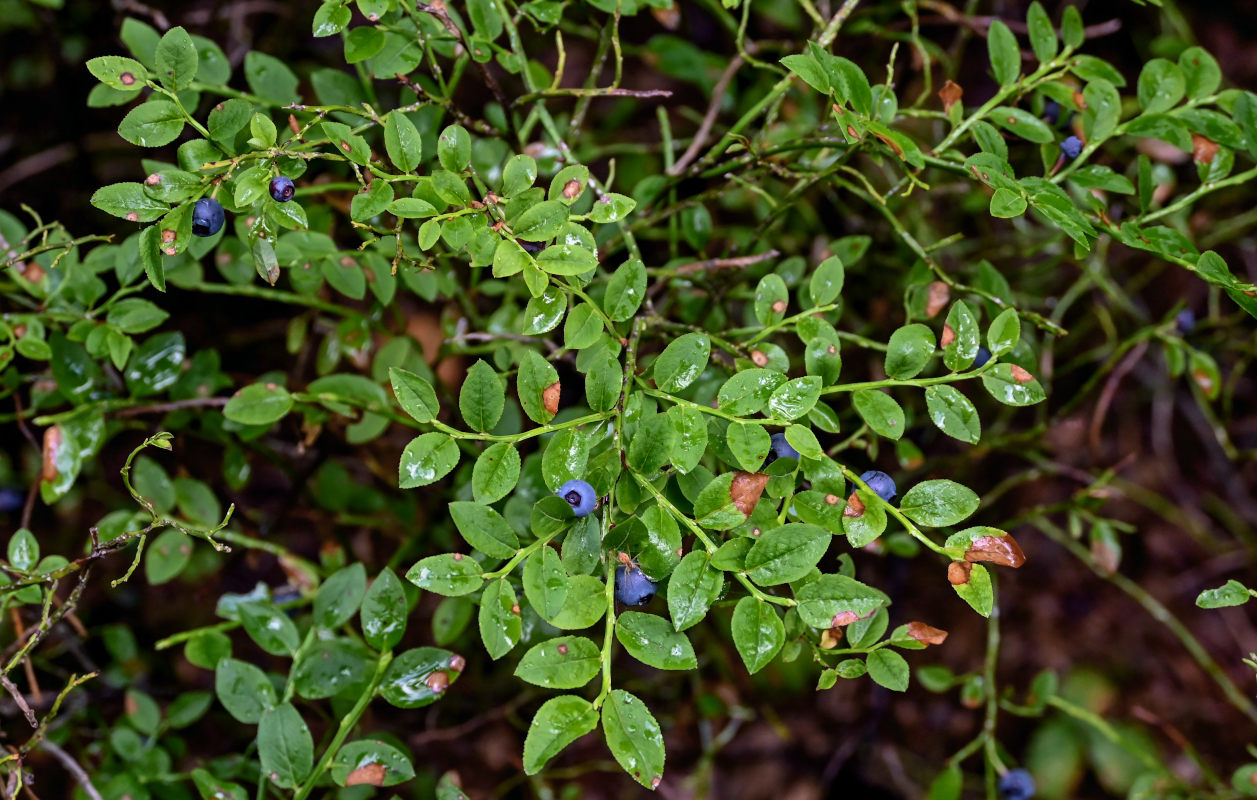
left=1191, top=133, right=1219, bottom=164
left=825, top=494, right=840, bottom=505
left=907, top=621, right=949, bottom=645
left=1091, top=539, right=1119, bottom=575
left=164, top=246, right=177, bottom=256
left=543, top=381, right=561, bottom=416
left=650, top=2, right=680, bottom=29
left=41, top=425, right=62, bottom=482
left=145, top=173, right=161, bottom=186
left=452, top=552, right=464, bottom=561
left=941, top=324, right=956, bottom=348
left=557, top=643, right=568, bottom=655
left=843, top=492, right=865, bottom=518
left=563, top=179, right=582, bottom=199
left=925, top=281, right=950, bottom=318
left=819, top=628, right=842, bottom=649
left=947, top=561, right=972, bottom=585
left=120, top=72, right=135, bottom=86
left=846, top=125, right=858, bottom=138
left=827, top=344, right=837, bottom=354
left=964, top=534, right=1026, bottom=568
left=125, top=212, right=139, bottom=222
left=426, top=671, right=449, bottom=693
left=938, top=80, right=964, bottom=113
left=1192, top=369, right=1214, bottom=395
left=831, top=609, right=874, bottom=627
left=1009, top=365, right=1034, bottom=384
left=730, top=471, right=769, bottom=517
left=448, top=654, right=465, bottom=672
left=124, top=693, right=138, bottom=715
left=511, top=604, right=521, bottom=615
left=1073, top=90, right=1087, bottom=110
left=771, top=300, right=788, bottom=314
left=161, top=229, right=176, bottom=243
left=345, top=763, right=387, bottom=787
left=750, top=350, right=768, bottom=367
left=873, top=131, right=903, bottom=157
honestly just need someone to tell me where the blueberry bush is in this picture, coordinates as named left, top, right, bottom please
left=3, top=0, right=1257, bottom=797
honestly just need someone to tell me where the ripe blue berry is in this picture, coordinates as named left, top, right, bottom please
left=557, top=479, right=597, bottom=517
left=0, top=487, right=23, bottom=514
left=1175, top=309, right=1196, bottom=334
left=269, top=176, right=296, bottom=202
left=858, top=470, right=897, bottom=503
left=762, top=432, right=800, bottom=469
left=191, top=197, right=225, bottom=237
left=998, top=769, right=1036, bottom=800
left=973, top=346, right=992, bottom=368
left=1060, top=136, right=1083, bottom=160
left=1043, top=100, right=1062, bottom=127
left=614, top=564, right=657, bottom=606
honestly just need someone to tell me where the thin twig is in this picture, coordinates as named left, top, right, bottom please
left=669, top=56, right=744, bottom=176
left=646, top=250, right=780, bottom=300
left=36, top=740, right=102, bottom=800
left=111, top=397, right=229, bottom=418
left=1088, top=341, right=1148, bottom=457
left=0, top=676, right=36, bottom=727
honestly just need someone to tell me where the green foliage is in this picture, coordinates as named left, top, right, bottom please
left=2, top=0, right=1256, bottom=797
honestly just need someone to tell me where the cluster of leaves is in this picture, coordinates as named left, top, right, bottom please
left=2, top=0, right=1257, bottom=797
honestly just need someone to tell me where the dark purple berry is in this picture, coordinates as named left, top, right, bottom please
left=614, top=564, right=657, bottom=606
left=557, top=479, right=597, bottom=517
left=191, top=197, right=225, bottom=237
left=1175, top=309, right=1196, bottom=334
left=973, top=347, right=992, bottom=368
left=0, top=487, right=23, bottom=514
left=998, top=769, right=1036, bottom=800
left=762, top=432, right=800, bottom=469
left=858, top=470, right=897, bottom=503
left=1060, top=136, right=1083, bottom=160
left=269, top=176, right=296, bottom=202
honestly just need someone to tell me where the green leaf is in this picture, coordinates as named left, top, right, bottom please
left=981, top=364, right=1046, bottom=406
left=479, top=579, right=522, bottom=660
left=769, top=376, right=822, bottom=419
left=1179, top=47, right=1221, bottom=100
left=589, top=192, right=636, bottom=224
left=667, top=406, right=708, bottom=473
left=155, top=26, right=198, bottom=90
left=257, top=704, right=314, bottom=789
left=1196, top=579, right=1251, bottom=609
left=7, top=529, right=38, bottom=571
left=606, top=259, right=647, bottom=321
left=989, top=187, right=1027, bottom=218
left=952, top=562, right=994, bottom=616
left=1061, top=5, right=1084, bottom=48
left=330, top=740, right=415, bottom=787
left=379, top=647, right=462, bottom=708
left=616, top=611, right=697, bottom=670
left=754, top=273, right=789, bottom=326
left=472, top=442, right=521, bottom=504
left=628, top=413, right=676, bottom=474
left=361, top=567, right=408, bottom=651
left=1083, top=79, right=1122, bottom=141
left=601, top=690, right=665, bottom=789
left=866, top=649, right=910, bottom=692
left=1026, top=2, right=1057, bottom=64
left=518, top=350, right=560, bottom=425
left=449, top=501, right=519, bottom=559
left=389, top=367, right=440, bottom=423
left=852, top=389, right=905, bottom=440
left=513, top=200, right=568, bottom=242
left=406, top=553, right=484, bottom=597
left=842, top=489, right=887, bottom=548
left=384, top=112, right=423, bottom=173
left=810, top=255, right=845, bottom=305
left=239, top=602, right=300, bottom=656
left=515, top=636, right=601, bottom=689
left=745, top=523, right=830, bottom=586
left=780, top=53, right=830, bottom=94
left=991, top=107, right=1054, bottom=143
left=730, top=597, right=785, bottom=674
left=653, top=333, right=709, bottom=392
left=224, top=382, right=292, bottom=426
left=564, top=304, right=603, bottom=349
left=795, top=574, right=890, bottom=629
left=924, top=386, right=981, bottom=444
left=1137, top=58, right=1186, bottom=115
left=87, top=56, right=148, bottom=90
left=987, top=20, right=1020, bottom=87
left=125, top=331, right=184, bottom=396
left=144, top=529, right=192, bottom=585
left=717, top=369, right=787, bottom=416
left=725, top=421, right=770, bottom=472
left=460, top=359, right=505, bottom=431
left=437, top=125, right=471, bottom=171
left=986, top=308, right=1020, bottom=356
left=314, top=563, right=367, bottom=628
left=667, top=551, right=724, bottom=631
left=900, top=480, right=980, bottom=527
left=215, top=658, right=276, bottom=724
left=884, top=324, right=936, bottom=379
left=244, top=51, right=300, bottom=104
left=523, top=546, right=568, bottom=620
left=524, top=695, right=600, bottom=775
left=502, top=154, right=538, bottom=196
left=344, top=26, right=386, bottom=63
left=312, top=2, right=351, bottom=36
left=93, top=182, right=170, bottom=222
left=399, top=433, right=460, bottom=488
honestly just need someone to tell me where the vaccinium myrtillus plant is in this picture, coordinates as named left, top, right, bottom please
left=1, top=0, right=1256, bottom=798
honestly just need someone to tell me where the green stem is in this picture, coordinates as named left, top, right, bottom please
left=292, top=649, right=394, bottom=800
